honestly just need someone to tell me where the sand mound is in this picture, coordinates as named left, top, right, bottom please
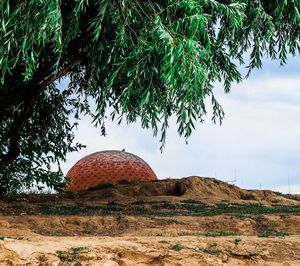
left=70, top=176, right=298, bottom=205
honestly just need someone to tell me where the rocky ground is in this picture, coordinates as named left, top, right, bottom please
left=0, top=176, right=299, bottom=265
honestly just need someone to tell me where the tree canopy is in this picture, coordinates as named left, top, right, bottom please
left=0, top=0, right=299, bottom=193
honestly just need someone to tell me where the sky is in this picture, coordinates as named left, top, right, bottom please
left=59, top=56, right=300, bottom=194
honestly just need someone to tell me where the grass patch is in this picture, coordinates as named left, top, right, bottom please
left=41, top=205, right=81, bottom=215
left=203, top=231, right=238, bottom=237
left=234, top=238, right=242, bottom=245
left=83, top=223, right=96, bottom=235
left=254, top=215, right=289, bottom=238
left=171, top=244, right=184, bottom=251
left=170, top=243, right=222, bottom=255
left=258, top=230, right=289, bottom=238
left=56, top=246, right=89, bottom=265
left=116, top=211, right=125, bottom=221
left=4, top=199, right=299, bottom=217
left=192, top=247, right=222, bottom=255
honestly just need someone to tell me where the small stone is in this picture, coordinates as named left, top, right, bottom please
left=222, top=254, right=229, bottom=263
left=52, top=261, right=60, bottom=266
left=103, top=260, right=120, bottom=266
left=261, top=250, right=271, bottom=260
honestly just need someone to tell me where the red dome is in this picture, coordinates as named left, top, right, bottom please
left=66, top=150, right=157, bottom=191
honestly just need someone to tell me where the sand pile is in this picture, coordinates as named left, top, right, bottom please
left=71, top=176, right=298, bottom=205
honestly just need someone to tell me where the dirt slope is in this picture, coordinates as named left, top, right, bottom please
left=68, top=176, right=300, bottom=204
left=0, top=176, right=299, bottom=265
left=1, top=176, right=299, bottom=210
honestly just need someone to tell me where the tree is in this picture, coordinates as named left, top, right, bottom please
left=0, top=0, right=299, bottom=193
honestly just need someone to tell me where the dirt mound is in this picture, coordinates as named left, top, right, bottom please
left=69, top=176, right=298, bottom=205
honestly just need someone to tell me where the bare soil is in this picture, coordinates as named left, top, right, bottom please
left=0, top=176, right=299, bottom=265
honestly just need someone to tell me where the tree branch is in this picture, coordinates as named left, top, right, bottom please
left=1, top=83, right=43, bottom=165
left=0, top=30, right=90, bottom=165
left=41, top=60, right=78, bottom=87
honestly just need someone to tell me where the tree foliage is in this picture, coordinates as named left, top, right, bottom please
left=0, top=0, right=299, bottom=193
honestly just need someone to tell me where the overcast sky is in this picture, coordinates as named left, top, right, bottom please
left=59, top=57, right=300, bottom=194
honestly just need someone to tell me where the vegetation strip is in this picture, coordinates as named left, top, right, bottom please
left=1, top=200, right=300, bottom=216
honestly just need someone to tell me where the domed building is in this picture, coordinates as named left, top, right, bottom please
left=66, top=150, right=157, bottom=191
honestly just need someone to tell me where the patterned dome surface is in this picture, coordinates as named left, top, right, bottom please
left=66, top=150, right=157, bottom=191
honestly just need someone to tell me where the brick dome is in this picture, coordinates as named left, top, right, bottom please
left=66, top=150, right=157, bottom=191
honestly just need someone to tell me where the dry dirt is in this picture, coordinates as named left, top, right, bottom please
left=0, top=176, right=300, bottom=265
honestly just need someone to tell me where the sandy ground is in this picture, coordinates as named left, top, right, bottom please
left=1, top=234, right=300, bottom=265
left=0, top=176, right=299, bottom=265
left=1, top=213, right=300, bottom=265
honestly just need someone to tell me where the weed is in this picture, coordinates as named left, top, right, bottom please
left=12, top=199, right=300, bottom=217
left=41, top=205, right=81, bottom=215
left=171, top=244, right=184, bottom=251
left=253, top=215, right=288, bottom=238
left=12, top=203, right=25, bottom=210
left=116, top=211, right=124, bottom=221
left=193, top=247, right=222, bottom=255
left=181, top=199, right=204, bottom=204
left=38, top=254, right=47, bottom=262
left=101, top=204, right=123, bottom=214
left=253, top=215, right=265, bottom=223
left=83, top=223, right=96, bottom=235
left=203, top=231, right=238, bottom=237
left=152, top=201, right=178, bottom=210
left=258, top=230, right=289, bottom=238
left=274, top=230, right=289, bottom=237
left=234, top=238, right=242, bottom=245
left=56, top=246, right=89, bottom=266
